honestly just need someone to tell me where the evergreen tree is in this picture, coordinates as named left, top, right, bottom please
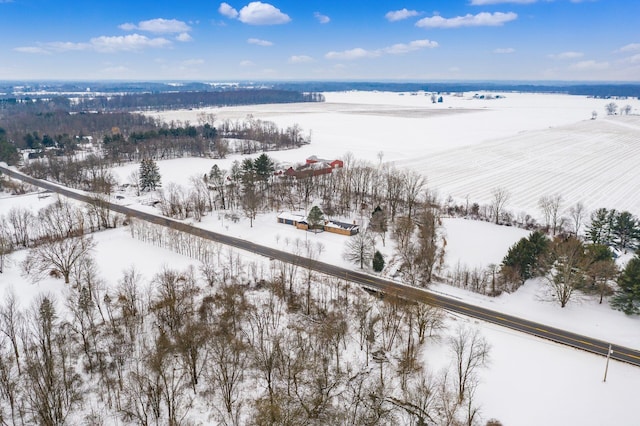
left=372, top=250, right=385, bottom=272
left=613, top=211, right=640, bottom=252
left=240, top=157, right=256, bottom=191
left=611, top=256, right=640, bottom=315
left=139, top=158, right=161, bottom=191
left=586, top=208, right=610, bottom=245
left=501, top=231, right=549, bottom=284
left=253, top=153, right=274, bottom=187
left=307, top=205, right=324, bottom=231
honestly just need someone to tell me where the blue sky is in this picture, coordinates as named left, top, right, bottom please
left=1, top=0, right=638, bottom=81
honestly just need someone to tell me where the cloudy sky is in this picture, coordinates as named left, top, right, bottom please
left=1, top=0, right=638, bottom=81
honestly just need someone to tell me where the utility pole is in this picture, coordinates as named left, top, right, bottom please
left=603, top=344, right=613, bottom=382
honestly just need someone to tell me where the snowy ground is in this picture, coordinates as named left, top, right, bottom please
left=146, top=91, right=640, bottom=215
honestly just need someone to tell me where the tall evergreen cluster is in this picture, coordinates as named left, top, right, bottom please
left=501, top=231, right=549, bottom=285
left=139, top=158, right=161, bottom=192
left=611, top=256, right=640, bottom=314
left=586, top=208, right=640, bottom=252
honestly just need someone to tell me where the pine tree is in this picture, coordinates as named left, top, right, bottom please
left=611, top=256, right=640, bottom=315
left=501, top=231, right=549, bottom=284
left=307, top=205, right=324, bottom=231
left=613, top=211, right=640, bottom=252
left=586, top=208, right=610, bottom=245
left=372, top=250, right=385, bottom=272
left=139, top=158, right=161, bottom=192
left=253, top=153, right=274, bottom=187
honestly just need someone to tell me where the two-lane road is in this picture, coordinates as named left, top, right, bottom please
left=2, top=164, right=639, bottom=366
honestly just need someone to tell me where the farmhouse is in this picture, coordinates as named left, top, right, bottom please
left=277, top=212, right=359, bottom=236
left=282, top=156, right=344, bottom=179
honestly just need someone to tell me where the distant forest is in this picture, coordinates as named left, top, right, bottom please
left=0, top=89, right=324, bottom=113
left=2, top=80, right=640, bottom=100
left=272, top=81, right=640, bottom=98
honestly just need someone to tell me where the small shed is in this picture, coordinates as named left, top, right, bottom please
left=325, top=220, right=359, bottom=236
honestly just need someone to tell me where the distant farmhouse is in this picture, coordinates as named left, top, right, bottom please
left=277, top=212, right=359, bottom=236
left=281, top=155, right=344, bottom=179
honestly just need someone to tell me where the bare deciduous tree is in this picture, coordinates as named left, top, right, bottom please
left=490, top=187, right=509, bottom=225
left=344, top=229, right=375, bottom=269
left=23, top=296, right=82, bottom=425
left=546, top=236, right=587, bottom=308
left=449, top=325, right=490, bottom=404
left=22, top=235, right=96, bottom=284
left=7, top=207, right=34, bottom=248
left=538, top=194, right=563, bottom=235
left=0, top=217, right=12, bottom=273
left=403, top=171, right=426, bottom=220
left=605, top=102, right=618, bottom=115
left=569, top=201, right=585, bottom=237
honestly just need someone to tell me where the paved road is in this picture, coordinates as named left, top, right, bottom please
left=2, top=164, right=640, bottom=366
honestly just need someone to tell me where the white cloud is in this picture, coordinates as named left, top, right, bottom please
left=101, top=65, right=129, bottom=74
left=15, top=33, right=173, bottom=55
left=416, top=12, right=517, bottom=28
left=314, top=12, right=330, bottom=24
left=13, top=46, right=50, bottom=54
left=623, top=54, right=640, bottom=64
left=289, top=55, right=314, bottom=64
left=45, top=41, right=91, bottom=51
left=90, top=34, right=171, bottom=52
left=238, top=2, right=291, bottom=25
left=383, top=39, right=439, bottom=54
left=494, top=47, right=515, bottom=54
left=570, top=60, right=609, bottom=70
left=385, top=8, right=420, bottom=22
left=240, top=60, right=255, bottom=67
left=119, top=23, right=136, bottom=31
left=617, top=43, right=640, bottom=53
left=548, top=51, right=583, bottom=59
left=219, top=2, right=239, bottom=19
left=471, top=0, right=536, bottom=4
left=182, top=59, right=205, bottom=66
left=176, top=33, right=193, bottom=42
left=326, top=48, right=378, bottom=60
left=326, top=39, right=438, bottom=60
left=119, top=18, right=191, bottom=34
left=247, top=38, right=273, bottom=46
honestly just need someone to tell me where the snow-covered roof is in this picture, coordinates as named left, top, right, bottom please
left=325, top=220, right=359, bottom=231
left=277, top=212, right=307, bottom=222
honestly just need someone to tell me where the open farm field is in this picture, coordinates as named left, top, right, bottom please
left=147, top=91, right=640, bottom=217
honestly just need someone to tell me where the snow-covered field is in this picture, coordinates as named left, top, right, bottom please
left=3, top=90, right=640, bottom=425
left=147, top=91, right=640, bottom=215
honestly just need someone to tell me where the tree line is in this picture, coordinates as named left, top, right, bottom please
left=0, top=89, right=324, bottom=113
left=498, top=205, right=640, bottom=312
